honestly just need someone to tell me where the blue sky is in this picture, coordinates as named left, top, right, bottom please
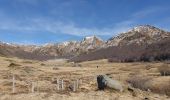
left=0, top=0, right=170, bottom=45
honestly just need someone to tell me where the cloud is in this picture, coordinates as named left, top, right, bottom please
left=0, top=16, right=132, bottom=36
left=132, top=6, right=170, bottom=19
left=132, top=8, right=159, bottom=18
left=0, top=5, right=169, bottom=37
left=112, top=6, right=170, bottom=32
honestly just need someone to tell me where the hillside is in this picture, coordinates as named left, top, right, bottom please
left=0, top=25, right=170, bottom=61
left=107, top=25, right=170, bottom=46
left=70, top=25, right=170, bottom=62
left=70, top=37, right=170, bottom=62
left=0, top=36, right=104, bottom=60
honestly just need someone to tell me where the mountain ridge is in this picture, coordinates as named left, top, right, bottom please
left=0, top=25, right=170, bottom=61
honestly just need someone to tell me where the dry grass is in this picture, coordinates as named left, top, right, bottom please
left=158, top=64, right=170, bottom=76
left=0, top=56, right=169, bottom=100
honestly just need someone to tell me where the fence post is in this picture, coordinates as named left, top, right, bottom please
left=76, top=79, right=79, bottom=89
left=61, top=80, right=64, bottom=90
left=73, top=81, right=76, bottom=92
left=37, top=81, right=39, bottom=93
left=31, top=82, right=34, bottom=93
left=164, top=71, right=165, bottom=76
left=12, top=74, right=15, bottom=93
left=57, top=79, right=60, bottom=91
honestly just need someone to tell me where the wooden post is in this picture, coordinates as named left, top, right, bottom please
left=76, top=79, right=79, bottom=89
left=51, top=78, right=53, bottom=92
left=12, top=74, right=15, bottom=93
left=73, top=81, right=76, bottom=92
left=61, top=80, right=64, bottom=90
left=31, top=82, right=34, bottom=93
left=57, top=79, right=60, bottom=91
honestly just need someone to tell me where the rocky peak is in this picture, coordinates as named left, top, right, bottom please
left=107, top=25, right=170, bottom=46
left=78, top=35, right=105, bottom=52
left=60, top=41, right=78, bottom=46
left=132, top=25, right=157, bottom=32
left=82, top=35, right=103, bottom=44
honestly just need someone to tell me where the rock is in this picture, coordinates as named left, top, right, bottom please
left=97, top=75, right=123, bottom=92
left=103, top=75, right=124, bottom=92
left=97, top=75, right=106, bottom=90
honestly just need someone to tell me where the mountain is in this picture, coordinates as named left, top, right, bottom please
left=70, top=37, right=170, bottom=62
left=0, top=42, right=56, bottom=60
left=70, top=25, right=170, bottom=62
left=0, top=35, right=104, bottom=60
left=0, top=25, right=169, bottom=61
left=28, top=35, right=104, bottom=57
left=79, top=36, right=104, bottom=53
left=107, top=25, right=170, bottom=46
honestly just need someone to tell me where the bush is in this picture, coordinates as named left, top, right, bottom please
left=107, top=58, right=119, bottom=62
left=127, top=76, right=151, bottom=91
left=8, top=63, right=21, bottom=67
left=40, top=63, right=46, bottom=66
left=22, top=60, right=33, bottom=64
left=127, top=76, right=170, bottom=96
left=149, top=78, right=170, bottom=96
left=158, top=64, right=170, bottom=76
left=154, top=83, right=170, bottom=96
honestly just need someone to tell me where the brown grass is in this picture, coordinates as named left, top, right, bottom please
left=0, top=56, right=169, bottom=100
left=158, top=64, right=170, bottom=76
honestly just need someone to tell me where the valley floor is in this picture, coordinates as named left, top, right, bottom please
left=0, top=57, right=169, bottom=100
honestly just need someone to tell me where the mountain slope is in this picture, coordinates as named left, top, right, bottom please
left=107, top=25, right=170, bottom=46
left=70, top=25, right=170, bottom=62
left=0, top=25, right=169, bottom=61
left=70, top=37, right=170, bottom=62
left=0, top=36, right=104, bottom=60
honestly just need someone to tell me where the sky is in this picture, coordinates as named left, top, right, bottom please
left=0, top=0, right=170, bottom=45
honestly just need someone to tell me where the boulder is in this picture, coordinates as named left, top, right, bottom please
left=97, top=75, right=123, bottom=92
left=97, top=75, right=106, bottom=90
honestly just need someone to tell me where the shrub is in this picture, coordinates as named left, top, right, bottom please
left=22, top=60, right=35, bottom=64
left=127, top=76, right=170, bottom=96
left=127, top=76, right=151, bottom=91
left=149, top=78, right=170, bottom=96
left=53, top=67, right=59, bottom=70
left=5, top=58, right=15, bottom=62
left=158, top=64, right=170, bottom=76
left=8, top=63, right=21, bottom=68
left=108, top=58, right=119, bottom=62
left=40, top=63, right=46, bottom=66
